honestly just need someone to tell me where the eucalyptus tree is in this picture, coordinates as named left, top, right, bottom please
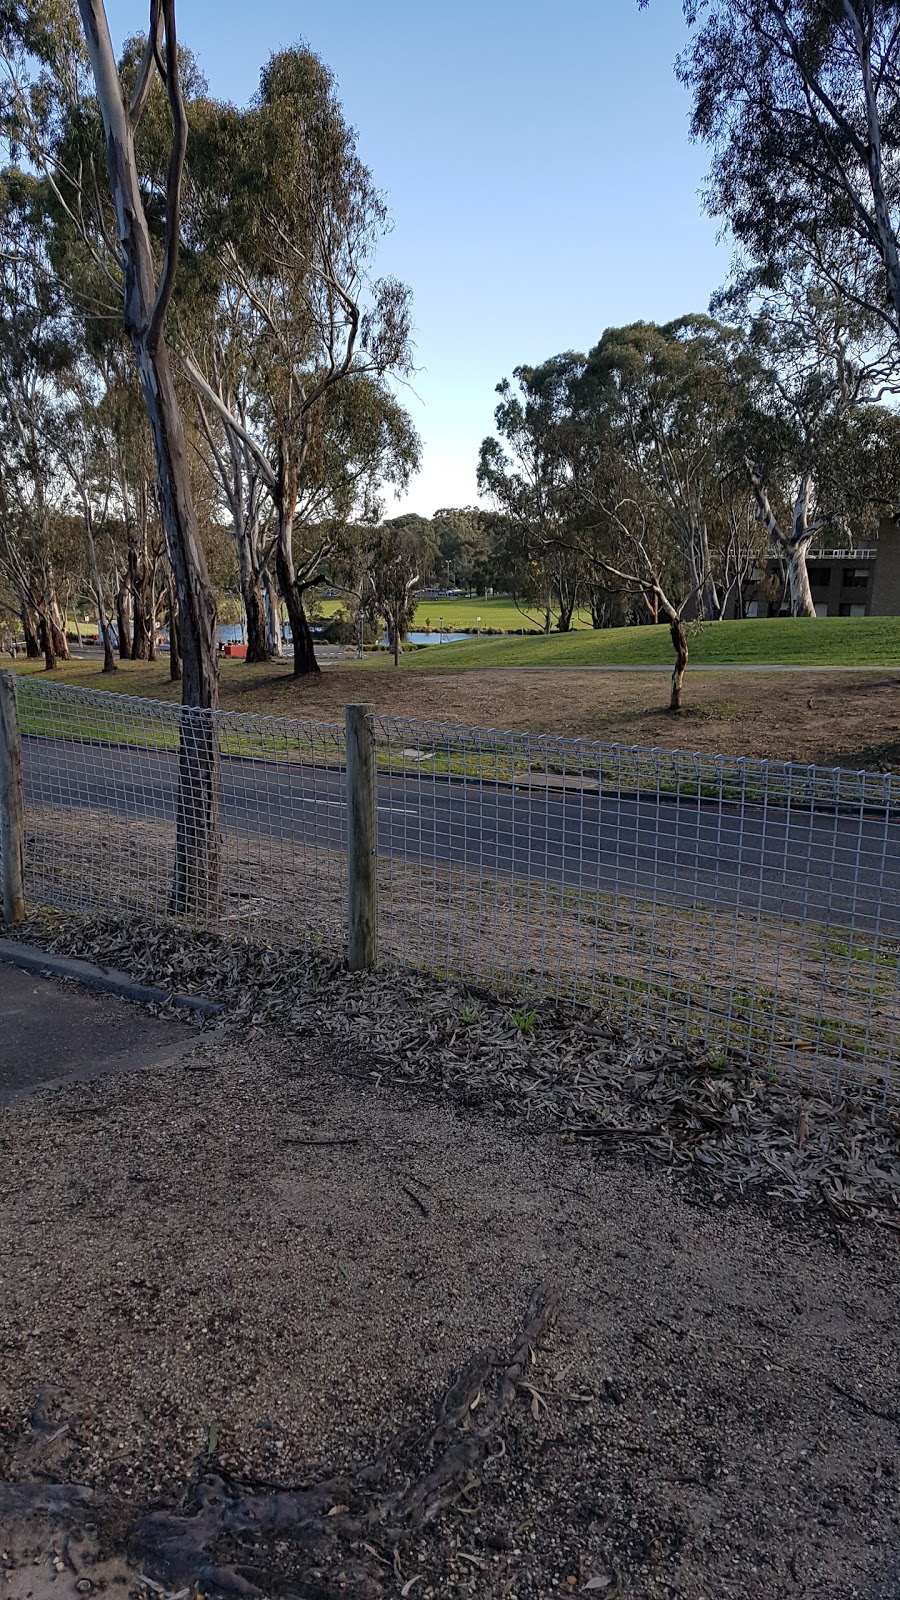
left=50, top=362, right=119, bottom=671
left=183, top=47, right=416, bottom=676
left=431, top=507, right=493, bottom=594
left=477, top=356, right=585, bottom=630
left=723, top=257, right=899, bottom=613
left=0, top=169, right=73, bottom=669
left=675, top=0, right=900, bottom=344
left=579, top=318, right=758, bottom=622
left=1, top=0, right=223, bottom=913
left=564, top=398, right=698, bottom=707
left=368, top=514, right=437, bottom=665
left=188, top=287, right=272, bottom=661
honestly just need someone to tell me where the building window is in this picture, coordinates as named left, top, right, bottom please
left=814, top=603, right=828, bottom=617
left=810, top=566, right=831, bottom=587
left=745, top=600, right=759, bottom=618
left=842, top=567, right=869, bottom=589
left=838, top=603, right=867, bottom=617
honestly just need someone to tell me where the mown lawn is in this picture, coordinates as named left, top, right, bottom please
left=391, top=614, right=900, bottom=668
left=318, top=594, right=594, bottom=633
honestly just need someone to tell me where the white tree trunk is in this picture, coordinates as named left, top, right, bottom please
left=787, top=479, right=817, bottom=619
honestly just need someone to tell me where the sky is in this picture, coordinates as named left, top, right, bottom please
left=108, top=0, right=731, bottom=514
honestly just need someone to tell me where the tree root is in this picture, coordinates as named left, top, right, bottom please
left=1, top=1284, right=560, bottom=1599
left=132, top=1283, right=560, bottom=1595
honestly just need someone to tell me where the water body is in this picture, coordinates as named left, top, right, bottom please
left=216, top=623, right=472, bottom=648
left=404, top=630, right=470, bottom=645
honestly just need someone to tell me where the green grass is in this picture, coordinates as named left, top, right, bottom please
left=318, top=594, right=594, bottom=634
left=384, top=614, right=900, bottom=669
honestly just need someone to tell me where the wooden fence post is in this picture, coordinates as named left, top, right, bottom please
left=345, top=703, right=377, bottom=971
left=0, top=672, right=26, bottom=925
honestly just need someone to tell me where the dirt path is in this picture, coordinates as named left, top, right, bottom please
left=1, top=1021, right=897, bottom=1599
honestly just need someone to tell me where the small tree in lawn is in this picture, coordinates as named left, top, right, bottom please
left=369, top=515, right=436, bottom=665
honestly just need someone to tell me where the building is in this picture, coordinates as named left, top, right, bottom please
left=740, top=515, right=900, bottom=618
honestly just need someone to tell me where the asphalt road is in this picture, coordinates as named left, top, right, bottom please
left=22, top=735, right=900, bottom=938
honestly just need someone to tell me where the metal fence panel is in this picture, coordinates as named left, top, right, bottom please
left=4, top=677, right=899, bottom=1094
left=373, top=715, right=900, bottom=1093
left=16, top=678, right=346, bottom=949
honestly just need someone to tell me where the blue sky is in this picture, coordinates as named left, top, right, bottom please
left=110, top=0, right=730, bottom=512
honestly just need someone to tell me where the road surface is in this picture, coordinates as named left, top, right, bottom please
left=22, top=735, right=900, bottom=939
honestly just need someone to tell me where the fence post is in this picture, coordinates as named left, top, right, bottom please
left=346, top=702, right=377, bottom=971
left=0, top=672, right=26, bottom=925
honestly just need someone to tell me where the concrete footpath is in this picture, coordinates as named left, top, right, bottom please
left=0, top=960, right=197, bottom=1105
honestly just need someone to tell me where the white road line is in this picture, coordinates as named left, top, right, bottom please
left=299, top=796, right=419, bottom=817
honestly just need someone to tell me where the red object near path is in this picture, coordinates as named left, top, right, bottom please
left=221, top=643, right=247, bottom=658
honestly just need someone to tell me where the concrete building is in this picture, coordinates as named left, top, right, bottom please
left=741, top=515, right=900, bottom=618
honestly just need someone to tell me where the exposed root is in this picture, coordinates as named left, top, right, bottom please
left=2, top=1286, right=560, bottom=1600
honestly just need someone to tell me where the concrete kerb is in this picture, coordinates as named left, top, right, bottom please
left=0, top=938, right=223, bottom=1017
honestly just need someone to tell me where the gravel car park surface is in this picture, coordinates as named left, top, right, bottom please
left=1, top=948, right=899, bottom=1600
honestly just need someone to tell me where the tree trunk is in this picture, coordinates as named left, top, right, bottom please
left=786, top=541, right=816, bottom=618
left=393, top=609, right=400, bottom=667
left=129, top=544, right=151, bottom=659
left=37, top=613, right=56, bottom=672
left=135, top=342, right=220, bottom=916
left=275, top=509, right=319, bottom=677
left=116, top=580, right=133, bottom=659
left=48, top=598, right=70, bottom=661
left=21, top=606, right=40, bottom=658
left=168, top=574, right=181, bottom=682
left=85, top=515, right=117, bottom=673
left=669, top=618, right=688, bottom=712
left=239, top=538, right=269, bottom=663
left=77, top=0, right=221, bottom=920
left=264, top=569, right=283, bottom=658
left=101, top=617, right=117, bottom=673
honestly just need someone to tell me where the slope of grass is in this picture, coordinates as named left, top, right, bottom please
left=389, top=615, right=900, bottom=669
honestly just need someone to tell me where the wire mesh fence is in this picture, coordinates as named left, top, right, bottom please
left=4, top=676, right=900, bottom=1093
left=374, top=716, right=900, bottom=1092
left=15, top=678, right=346, bottom=948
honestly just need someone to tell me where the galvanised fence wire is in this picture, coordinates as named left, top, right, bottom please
left=5, top=676, right=900, bottom=1093
left=374, top=716, right=900, bottom=1091
left=14, top=678, right=346, bottom=948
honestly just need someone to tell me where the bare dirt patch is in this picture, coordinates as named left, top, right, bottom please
left=2, top=967, right=899, bottom=1598
left=215, top=665, right=900, bottom=769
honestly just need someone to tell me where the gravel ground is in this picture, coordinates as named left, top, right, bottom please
left=1, top=992, right=899, bottom=1600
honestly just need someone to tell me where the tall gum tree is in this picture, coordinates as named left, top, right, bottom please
left=183, top=47, right=415, bottom=677
left=724, top=255, right=899, bottom=614
left=0, top=172, right=73, bottom=670
left=672, top=0, right=900, bottom=345
left=0, top=0, right=223, bottom=912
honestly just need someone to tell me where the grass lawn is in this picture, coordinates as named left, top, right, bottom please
left=318, top=594, right=594, bottom=633
left=6, top=649, right=900, bottom=769
left=387, top=614, right=900, bottom=668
